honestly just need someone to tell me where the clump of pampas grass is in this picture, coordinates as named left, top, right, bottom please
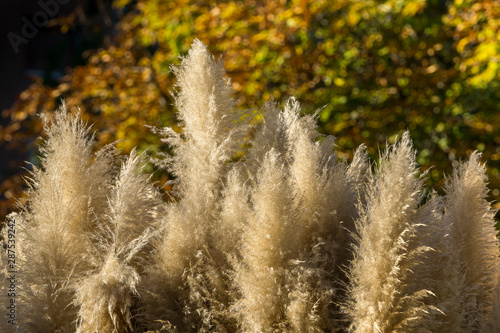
left=2, top=40, right=499, bottom=333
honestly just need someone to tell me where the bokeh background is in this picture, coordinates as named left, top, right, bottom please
left=1, top=0, right=500, bottom=222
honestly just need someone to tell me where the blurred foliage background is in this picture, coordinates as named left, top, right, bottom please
left=2, top=0, right=500, bottom=221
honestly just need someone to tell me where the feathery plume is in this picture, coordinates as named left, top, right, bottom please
left=15, top=106, right=115, bottom=332
left=443, top=152, right=500, bottom=332
left=282, top=98, right=369, bottom=331
left=145, top=39, right=249, bottom=330
left=75, top=149, right=161, bottom=333
left=346, top=132, right=436, bottom=332
left=233, top=149, right=298, bottom=332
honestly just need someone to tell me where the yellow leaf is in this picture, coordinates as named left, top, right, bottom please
left=456, top=38, right=469, bottom=53
left=334, top=77, right=345, bottom=86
